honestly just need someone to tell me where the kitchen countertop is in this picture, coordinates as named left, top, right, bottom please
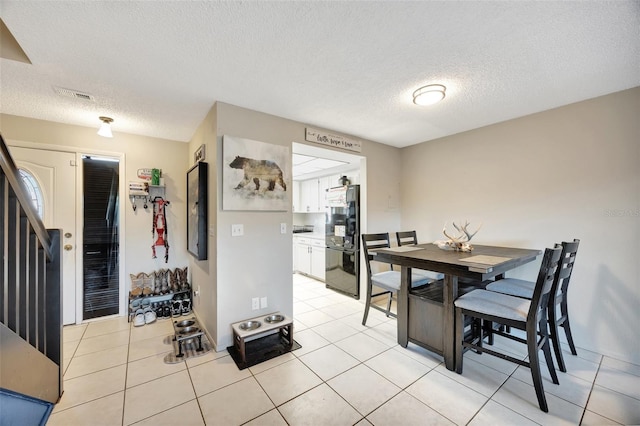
left=292, top=232, right=325, bottom=240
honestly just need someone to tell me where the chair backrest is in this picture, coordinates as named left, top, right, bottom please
left=552, top=239, right=580, bottom=303
left=361, top=233, right=393, bottom=277
left=396, top=230, right=418, bottom=246
left=528, top=245, right=563, bottom=325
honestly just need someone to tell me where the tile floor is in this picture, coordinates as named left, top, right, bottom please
left=48, top=274, right=639, bottom=425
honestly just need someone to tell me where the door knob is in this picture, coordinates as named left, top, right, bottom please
left=64, top=244, right=73, bottom=251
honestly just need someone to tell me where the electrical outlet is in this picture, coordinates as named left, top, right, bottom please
left=251, top=297, right=260, bottom=310
left=260, top=297, right=267, bottom=309
left=232, top=224, right=244, bottom=237
left=280, top=223, right=287, bottom=234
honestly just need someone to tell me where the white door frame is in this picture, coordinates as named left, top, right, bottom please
left=6, top=139, right=127, bottom=324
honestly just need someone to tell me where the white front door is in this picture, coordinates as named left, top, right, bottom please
left=9, top=146, right=78, bottom=325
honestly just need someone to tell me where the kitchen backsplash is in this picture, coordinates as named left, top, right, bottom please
left=293, top=212, right=326, bottom=233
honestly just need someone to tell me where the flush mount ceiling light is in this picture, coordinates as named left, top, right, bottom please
left=413, top=84, right=446, bottom=106
left=97, top=116, right=113, bottom=138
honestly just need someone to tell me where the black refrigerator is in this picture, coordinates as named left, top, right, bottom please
left=325, top=184, right=360, bottom=299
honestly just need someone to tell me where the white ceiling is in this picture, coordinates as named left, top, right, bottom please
left=292, top=142, right=362, bottom=180
left=1, top=1, right=638, bottom=148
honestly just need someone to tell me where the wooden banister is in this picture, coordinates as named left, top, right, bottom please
left=0, top=136, right=53, bottom=259
left=0, top=132, right=62, bottom=403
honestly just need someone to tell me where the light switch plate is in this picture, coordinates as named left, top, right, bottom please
left=232, top=224, right=244, bottom=236
left=280, top=223, right=287, bottom=234
left=260, top=297, right=267, bottom=308
left=251, top=297, right=259, bottom=310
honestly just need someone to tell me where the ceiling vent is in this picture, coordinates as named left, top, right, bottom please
left=53, top=86, right=95, bottom=101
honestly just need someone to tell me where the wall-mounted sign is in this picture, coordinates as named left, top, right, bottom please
left=194, top=144, right=206, bottom=163
left=305, top=128, right=362, bottom=153
left=137, top=168, right=152, bottom=180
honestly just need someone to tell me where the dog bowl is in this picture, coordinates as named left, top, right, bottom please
left=179, top=326, right=200, bottom=335
left=239, top=321, right=261, bottom=331
left=175, top=319, right=196, bottom=328
left=264, top=314, right=285, bottom=324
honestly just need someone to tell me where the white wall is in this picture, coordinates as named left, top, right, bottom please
left=188, top=105, right=219, bottom=346
left=0, top=114, right=190, bottom=309
left=399, top=87, right=640, bottom=364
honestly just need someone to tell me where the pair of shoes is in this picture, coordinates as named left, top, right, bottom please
left=171, top=294, right=192, bottom=316
left=133, top=309, right=145, bottom=327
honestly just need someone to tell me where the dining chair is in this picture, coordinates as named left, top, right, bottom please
left=396, top=230, right=445, bottom=279
left=485, top=239, right=580, bottom=372
left=396, top=230, right=419, bottom=247
left=454, top=245, right=563, bottom=413
left=361, top=233, right=440, bottom=325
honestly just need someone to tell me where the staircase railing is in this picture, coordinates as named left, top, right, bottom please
left=0, top=133, right=63, bottom=404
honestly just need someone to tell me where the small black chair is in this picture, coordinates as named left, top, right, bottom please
left=454, top=245, right=563, bottom=412
left=361, top=233, right=440, bottom=325
left=485, top=239, right=580, bottom=372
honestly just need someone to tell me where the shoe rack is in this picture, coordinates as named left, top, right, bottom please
left=128, top=267, right=191, bottom=323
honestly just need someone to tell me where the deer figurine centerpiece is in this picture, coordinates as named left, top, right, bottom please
left=434, top=221, right=482, bottom=252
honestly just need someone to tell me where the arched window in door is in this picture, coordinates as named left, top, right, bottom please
left=18, top=168, right=45, bottom=219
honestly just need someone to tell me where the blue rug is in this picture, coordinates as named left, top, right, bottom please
left=0, top=388, right=53, bottom=426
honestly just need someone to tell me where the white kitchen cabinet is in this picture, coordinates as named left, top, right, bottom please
left=327, top=174, right=343, bottom=189
left=317, top=176, right=331, bottom=210
left=293, top=236, right=325, bottom=281
left=297, top=172, right=359, bottom=213
left=294, top=240, right=312, bottom=275
left=299, top=179, right=319, bottom=212
left=292, top=180, right=300, bottom=212
left=310, top=245, right=326, bottom=280
left=299, top=178, right=329, bottom=213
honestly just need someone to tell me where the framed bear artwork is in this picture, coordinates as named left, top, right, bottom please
left=223, top=135, right=290, bottom=211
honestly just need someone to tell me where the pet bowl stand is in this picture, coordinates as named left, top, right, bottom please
left=171, top=316, right=205, bottom=358
left=231, top=312, right=293, bottom=364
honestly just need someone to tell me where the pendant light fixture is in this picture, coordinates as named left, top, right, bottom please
left=413, top=84, right=446, bottom=106
left=97, top=116, right=114, bottom=138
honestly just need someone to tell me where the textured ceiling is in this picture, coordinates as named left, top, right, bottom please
left=1, top=1, right=638, bottom=148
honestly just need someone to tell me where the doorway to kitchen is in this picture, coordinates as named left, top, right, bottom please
left=291, top=142, right=365, bottom=299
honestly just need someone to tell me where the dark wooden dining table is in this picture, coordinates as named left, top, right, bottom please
left=373, top=243, right=541, bottom=371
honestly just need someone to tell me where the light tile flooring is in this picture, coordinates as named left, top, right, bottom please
left=48, top=274, right=639, bottom=425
